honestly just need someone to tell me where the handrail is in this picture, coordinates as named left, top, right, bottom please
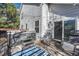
left=0, top=31, right=36, bottom=56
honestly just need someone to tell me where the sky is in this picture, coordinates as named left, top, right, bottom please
left=14, top=3, right=22, bottom=9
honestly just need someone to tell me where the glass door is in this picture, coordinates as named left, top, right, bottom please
left=64, top=19, right=75, bottom=42
left=54, top=21, right=62, bottom=40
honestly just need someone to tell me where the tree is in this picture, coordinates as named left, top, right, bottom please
left=6, top=3, right=17, bottom=22
left=0, top=3, right=20, bottom=29
left=0, top=3, right=7, bottom=17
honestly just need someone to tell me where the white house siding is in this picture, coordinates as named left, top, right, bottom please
left=20, top=4, right=41, bottom=32
left=20, top=4, right=43, bottom=40
left=20, top=3, right=79, bottom=41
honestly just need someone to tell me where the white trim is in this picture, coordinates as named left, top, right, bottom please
left=62, top=18, right=64, bottom=43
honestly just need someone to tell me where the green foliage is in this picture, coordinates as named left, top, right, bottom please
left=0, top=3, right=20, bottom=29
left=6, top=3, right=17, bottom=21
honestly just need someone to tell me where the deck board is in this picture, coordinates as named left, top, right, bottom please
left=12, top=45, right=50, bottom=56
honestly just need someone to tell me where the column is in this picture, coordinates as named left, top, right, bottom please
left=41, top=3, right=49, bottom=37
left=76, top=16, right=79, bottom=31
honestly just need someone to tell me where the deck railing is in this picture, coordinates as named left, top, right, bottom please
left=0, top=31, right=36, bottom=56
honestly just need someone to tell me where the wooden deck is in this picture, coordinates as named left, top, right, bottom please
left=11, top=44, right=50, bottom=56
left=34, top=39, right=68, bottom=56
left=0, top=28, right=19, bottom=31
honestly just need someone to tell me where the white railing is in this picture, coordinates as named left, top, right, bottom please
left=0, top=31, right=36, bottom=56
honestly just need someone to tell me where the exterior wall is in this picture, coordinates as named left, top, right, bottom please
left=20, top=3, right=79, bottom=41
left=20, top=3, right=50, bottom=39
left=49, top=12, right=77, bottom=39
left=20, top=4, right=41, bottom=32
left=49, top=7, right=77, bottom=41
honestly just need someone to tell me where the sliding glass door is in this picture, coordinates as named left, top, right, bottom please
left=54, top=21, right=62, bottom=40
left=64, top=19, right=75, bottom=42
left=54, top=19, right=75, bottom=42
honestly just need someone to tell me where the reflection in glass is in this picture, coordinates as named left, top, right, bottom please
left=54, top=21, right=62, bottom=40
left=64, top=19, right=75, bottom=42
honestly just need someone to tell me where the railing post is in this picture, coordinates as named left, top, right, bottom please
left=7, top=31, right=11, bottom=56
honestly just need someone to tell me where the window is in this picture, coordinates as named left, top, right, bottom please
left=35, top=20, right=39, bottom=33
